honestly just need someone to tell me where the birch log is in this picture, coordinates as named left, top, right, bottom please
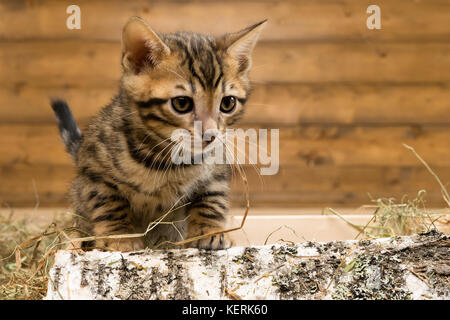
left=45, top=231, right=449, bottom=300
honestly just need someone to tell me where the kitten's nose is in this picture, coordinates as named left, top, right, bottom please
left=195, top=113, right=218, bottom=148
left=201, top=116, right=218, bottom=134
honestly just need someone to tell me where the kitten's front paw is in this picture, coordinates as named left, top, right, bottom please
left=96, top=237, right=145, bottom=252
left=189, top=232, right=233, bottom=250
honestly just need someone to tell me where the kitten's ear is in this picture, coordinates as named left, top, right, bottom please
left=122, top=16, right=170, bottom=73
left=218, top=20, right=267, bottom=74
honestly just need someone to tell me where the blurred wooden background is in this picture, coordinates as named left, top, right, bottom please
left=0, top=0, right=450, bottom=209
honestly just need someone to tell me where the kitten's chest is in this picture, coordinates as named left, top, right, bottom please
left=127, top=163, right=214, bottom=222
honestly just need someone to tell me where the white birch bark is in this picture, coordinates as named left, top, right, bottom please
left=45, top=231, right=449, bottom=300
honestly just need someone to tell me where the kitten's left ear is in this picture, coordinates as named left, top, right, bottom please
left=218, top=20, right=267, bottom=74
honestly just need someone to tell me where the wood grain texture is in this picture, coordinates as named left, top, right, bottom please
left=1, top=41, right=450, bottom=87
left=1, top=0, right=449, bottom=41
left=2, top=164, right=449, bottom=207
left=1, top=123, right=450, bottom=207
left=2, top=84, right=450, bottom=125
left=1, top=0, right=449, bottom=208
left=1, top=125, right=450, bottom=167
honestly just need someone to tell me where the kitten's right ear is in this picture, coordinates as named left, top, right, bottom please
left=122, top=17, right=170, bottom=73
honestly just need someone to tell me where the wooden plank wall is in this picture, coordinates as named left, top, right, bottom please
left=0, top=0, right=450, bottom=208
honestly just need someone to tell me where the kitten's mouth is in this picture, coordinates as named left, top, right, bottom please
left=192, top=140, right=219, bottom=158
left=170, top=137, right=222, bottom=165
left=202, top=136, right=215, bottom=149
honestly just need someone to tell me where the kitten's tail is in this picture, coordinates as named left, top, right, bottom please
left=50, top=99, right=82, bottom=161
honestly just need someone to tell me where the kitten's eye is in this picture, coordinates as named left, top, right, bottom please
left=171, top=96, right=194, bottom=114
left=220, top=96, right=237, bottom=113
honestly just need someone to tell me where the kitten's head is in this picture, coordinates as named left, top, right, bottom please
left=120, top=16, right=266, bottom=152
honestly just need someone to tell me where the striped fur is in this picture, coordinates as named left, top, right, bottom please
left=54, top=17, right=266, bottom=251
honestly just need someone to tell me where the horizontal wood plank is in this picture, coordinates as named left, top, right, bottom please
left=232, top=166, right=450, bottom=195
left=1, top=41, right=450, bottom=86
left=1, top=125, right=450, bottom=167
left=2, top=84, right=450, bottom=125
left=0, top=0, right=449, bottom=41
left=1, top=164, right=448, bottom=208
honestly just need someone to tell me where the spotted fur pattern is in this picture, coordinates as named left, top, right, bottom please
left=51, top=17, right=266, bottom=251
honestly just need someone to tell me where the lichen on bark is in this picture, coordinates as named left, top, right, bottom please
left=45, top=231, right=449, bottom=300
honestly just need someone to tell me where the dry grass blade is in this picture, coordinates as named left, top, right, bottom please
left=263, top=224, right=306, bottom=245
left=406, top=266, right=432, bottom=288
left=254, top=264, right=285, bottom=283
left=326, top=242, right=359, bottom=290
left=15, top=250, right=21, bottom=272
left=225, top=287, right=243, bottom=300
left=403, top=144, right=450, bottom=207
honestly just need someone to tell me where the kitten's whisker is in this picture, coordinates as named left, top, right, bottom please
left=142, top=138, right=173, bottom=184
left=168, top=143, right=181, bottom=181
left=172, top=143, right=185, bottom=181
left=142, top=136, right=172, bottom=161
left=159, top=143, right=179, bottom=187
left=230, top=141, right=264, bottom=185
left=222, top=140, right=238, bottom=181
left=232, top=135, right=270, bottom=165
left=136, top=132, right=154, bottom=152
left=232, top=135, right=269, bottom=178
left=233, top=135, right=270, bottom=154
left=229, top=138, right=264, bottom=185
left=151, top=140, right=177, bottom=189
left=144, top=139, right=174, bottom=190
left=148, top=138, right=174, bottom=168
left=153, top=140, right=180, bottom=191
left=219, top=135, right=249, bottom=184
left=216, top=135, right=240, bottom=182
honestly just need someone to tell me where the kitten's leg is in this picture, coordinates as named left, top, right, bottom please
left=75, top=177, right=145, bottom=252
left=185, top=185, right=233, bottom=250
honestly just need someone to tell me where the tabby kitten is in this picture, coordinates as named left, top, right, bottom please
left=51, top=17, right=266, bottom=251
